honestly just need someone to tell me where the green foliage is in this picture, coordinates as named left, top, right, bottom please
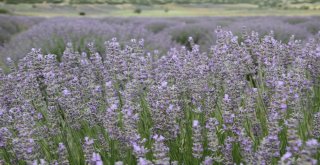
left=6, top=0, right=43, bottom=4
left=134, top=7, right=142, bottom=13
left=42, top=36, right=66, bottom=61
left=153, top=0, right=172, bottom=4
left=258, top=0, right=282, bottom=8
left=300, top=5, right=310, bottom=9
left=171, top=25, right=212, bottom=51
left=105, top=0, right=128, bottom=4
left=79, top=11, right=86, bottom=16
left=50, top=0, right=64, bottom=3
left=0, top=8, right=9, bottom=14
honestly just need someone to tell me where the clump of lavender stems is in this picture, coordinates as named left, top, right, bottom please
left=0, top=27, right=320, bottom=165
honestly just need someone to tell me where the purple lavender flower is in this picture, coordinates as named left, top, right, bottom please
left=1, top=23, right=320, bottom=164
left=312, top=112, right=320, bottom=138
left=91, top=152, right=103, bottom=165
left=83, top=137, right=95, bottom=164
left=152, top=134, right=170, bottom=165
left=57, top=143, right=69, bottom=165
left=192, top=120, right=203, bottom=159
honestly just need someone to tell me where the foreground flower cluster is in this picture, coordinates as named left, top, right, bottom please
left=0, top=28, right=320, bottom=165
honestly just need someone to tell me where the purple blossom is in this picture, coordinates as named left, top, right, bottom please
left=0, top=21, right=319, bottom=165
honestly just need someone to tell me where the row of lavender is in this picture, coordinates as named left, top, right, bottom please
left=1, top=27, right=320, bottom=164
left=1, top=16, right=320, bottom=66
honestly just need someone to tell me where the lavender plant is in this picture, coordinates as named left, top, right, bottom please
left=0, top=26, right=319, bottom=165
left=2, top=16, right=320, bottom=70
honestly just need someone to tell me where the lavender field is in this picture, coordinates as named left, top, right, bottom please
left=0, top=15, right=320, bottom=165
left=1, top=16, right=320, bottom=66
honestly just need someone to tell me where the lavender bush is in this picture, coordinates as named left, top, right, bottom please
left=0, top=26, right=320, bottom=164
left=0, top=15, right=44, bottom=46
left=0, top=17, right=175, bottom=65
left=1, top=16, right=320, bottom=68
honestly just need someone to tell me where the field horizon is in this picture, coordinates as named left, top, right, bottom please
left=1, top=2, right=320, bottom=17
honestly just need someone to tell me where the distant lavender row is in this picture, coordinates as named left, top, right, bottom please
left=1, top=16, right=319, bottom=65
left=0, top=15, right=44, bottom=46
left=0, top=27, right=320, bottom=164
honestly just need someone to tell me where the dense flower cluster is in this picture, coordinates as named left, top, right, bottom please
left=0, top=27, right=320, bottom=165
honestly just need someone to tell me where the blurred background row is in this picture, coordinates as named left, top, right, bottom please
left=0, top=0, right=319, bottom=69
left=0, top=0, right=320, bottom=17
left=1, top=16, right=319, bottom=65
